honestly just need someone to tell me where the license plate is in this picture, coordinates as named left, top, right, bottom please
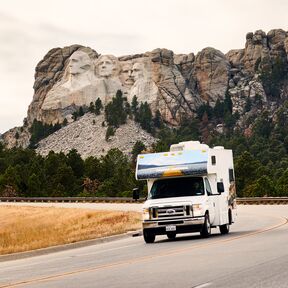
left=166, top=225, right=176, bottom=232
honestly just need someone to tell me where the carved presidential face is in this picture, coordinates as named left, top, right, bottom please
left=68, top=51, right=91, bottom=75
left=120, top=63, right=134, bottom=87
left=97, top=55, right=115, bottom=77
left=131, top=62, right=144, bottom=81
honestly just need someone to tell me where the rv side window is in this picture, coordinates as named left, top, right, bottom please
left=204, top=178, right=212, bottom=196
left=211, top=156, right=216, bottom=165
left=229, top=169, right=235, bottom=182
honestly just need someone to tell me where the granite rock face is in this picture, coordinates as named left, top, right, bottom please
left=193, top=47, right=230, bottom=104
left=27, top=46, right=230, bottom=126
left=242, top=29, right=288, bottom=73
left=1, top=126, right=30, bottom=149
left=225, top=29, right=288, bottom=117
left=26, top=29, right=288, bottom=128
left=3, top=29, right=288, bottom=157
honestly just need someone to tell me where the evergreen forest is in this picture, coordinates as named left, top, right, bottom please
left=1, top=91, right=288, bottom=198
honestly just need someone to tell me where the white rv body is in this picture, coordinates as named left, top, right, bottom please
left=135, top=141, right=237, bottom=243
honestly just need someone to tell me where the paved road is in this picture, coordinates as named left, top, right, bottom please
left=0, top=205, right=287, bottom=288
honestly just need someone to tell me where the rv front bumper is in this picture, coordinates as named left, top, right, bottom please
left=143, top=216, right=205, bottom=235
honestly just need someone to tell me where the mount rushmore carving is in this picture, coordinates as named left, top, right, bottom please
left=26, top=29, right=288, bottom=128
left=37, top=47, right=200, bottom=126
left=29, top=45, right=220, bottom=126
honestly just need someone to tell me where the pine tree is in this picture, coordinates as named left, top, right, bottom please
left=29, top=120, right=61, bottom=148
left=97, top=149, right=135, bottom=197
left=131, top=141, right=146, bottom=164
left=213, top=99, right=225, bottom=118
left=105, top=90, right=127, bottom=127
left=125, top=102, right=132, bottom=118
left=224, top=92, right=233, bottom=114
left=131, top=95, right=139, bottom=117
left=72, top=111, right=78, bottom=121
left=84, top=156, right=102, bottom=180
left=105, top=126, right=115, bottom=141
left=95, top=98, right=103, bottom=115
left=260, top=56, right=287, bottom=98
left=196, top=103, right=213, bottom=120
left=63, top=118, right=68, bottom=126
left=79, top=106, right=84, bottom=117
left=153, top=110, right=162, bottom=128
left=27, top=173, right=41, bottom=196
left=67, top=149, right=84, bottom=178
left=89, top=102, right=95, bottom=113
left=137, top=102, right=153, bottom=133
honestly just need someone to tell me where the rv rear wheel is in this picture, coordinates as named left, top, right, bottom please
left=167, top=232, right=176, bottom=240
left=143, top=230, right=155, bottom=243
left=200, top=213, right=211, bottom=238
left=219, top=224, right=230, bottom=234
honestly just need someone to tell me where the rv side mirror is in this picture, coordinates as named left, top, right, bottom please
left=217, top=182, right=224, bottom=194
left=132, top=188, right=140, bottom=201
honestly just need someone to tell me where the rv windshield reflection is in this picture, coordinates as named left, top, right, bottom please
left=148, top=177, right=204, bottom=199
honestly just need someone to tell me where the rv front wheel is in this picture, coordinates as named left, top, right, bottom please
left=143, top=230, right=155, bottom=243
left=200, top=213, right=211, bottom=238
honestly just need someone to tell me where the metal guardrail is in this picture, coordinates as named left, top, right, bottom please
left=0, top=197, right=288, bottom=204
left=0, top=197, right=145, bottom=203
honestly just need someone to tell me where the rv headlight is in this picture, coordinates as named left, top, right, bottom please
left=192, top=204, right=204, bottom=216
left=142, top=208, right=150, bottom=220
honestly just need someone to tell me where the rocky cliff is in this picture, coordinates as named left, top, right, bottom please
left=36, top=113, right=156, bottom=159
left=2, top=29, right=288, bottom=156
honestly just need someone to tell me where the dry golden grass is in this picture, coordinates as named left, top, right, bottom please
left=0, top=206, right=141, bottom=255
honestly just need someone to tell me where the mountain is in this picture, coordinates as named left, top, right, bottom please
left=2, top=29, right=288, bottom=157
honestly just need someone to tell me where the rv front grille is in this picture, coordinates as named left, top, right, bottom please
left=151, top=205, right=190, bottom=220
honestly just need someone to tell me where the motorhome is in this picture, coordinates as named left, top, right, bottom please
left=133, top=141, right=237, bottom=243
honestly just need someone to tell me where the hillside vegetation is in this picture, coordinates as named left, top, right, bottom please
left=1, top=98, right=288, bottom=198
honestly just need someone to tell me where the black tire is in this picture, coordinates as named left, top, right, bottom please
left=143, top=230, right=155, bottom=243
left=219, top=223, right=230, bottom=234
left=167, top=232, right=176, bottom=240
left=200, top=213, right=211, bottom=238
left=229, top=209, right=233, bottom=225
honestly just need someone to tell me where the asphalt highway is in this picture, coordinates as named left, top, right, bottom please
left=0, top=205, right=287, bottom=288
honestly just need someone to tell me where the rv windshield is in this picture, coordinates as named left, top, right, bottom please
left=148, top=177, right=204, bottom=199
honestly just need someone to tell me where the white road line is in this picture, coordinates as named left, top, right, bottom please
left=193, top=283, right=212, bottom=288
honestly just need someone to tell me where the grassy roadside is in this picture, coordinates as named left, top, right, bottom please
left=0, top=206, right=141, bottom=255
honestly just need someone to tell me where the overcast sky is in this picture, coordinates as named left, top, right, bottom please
left=0, top=0, right=287, bottom=133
